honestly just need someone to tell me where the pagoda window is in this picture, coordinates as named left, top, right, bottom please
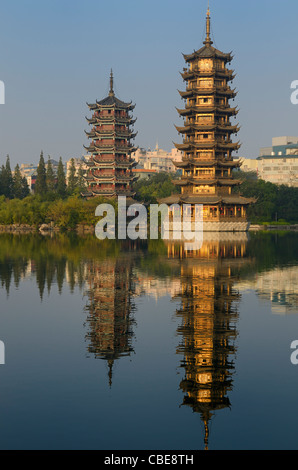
left=198, top=78, right=213, bottom=88
left=199, top=59, right=213, bottom=72
left=197, top=114, right=213, bottom=124
left=196, top=151, right=213, bottom=159
left=198, top=97, right=213, bottom=105
left=197, top=133, right=213, bottom=141
left=195, top=168, right=214, bottom=176
left=194, top=185, right=215, bottom=194
left=215, top=60, right=224, bottom=70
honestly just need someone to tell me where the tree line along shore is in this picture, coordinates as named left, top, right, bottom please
left=1, top=152, right=298, bottom=231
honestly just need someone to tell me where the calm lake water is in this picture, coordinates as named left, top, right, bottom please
left=0, top=231, right=298, bottom=450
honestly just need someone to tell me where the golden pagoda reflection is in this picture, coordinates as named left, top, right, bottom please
left=167, top=234, right=250, bottom=450
left=84, top=255, right=136, bottom=387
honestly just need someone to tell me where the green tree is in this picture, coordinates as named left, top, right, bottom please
left=13, top=164, right=30, bottom=199
left=133, top=173, right=180, bottom=204
left=67, top=158, right=78, bottom=195
left=0, top=155, right=14, bottom=198
left=77, top=163, right=86, bottom=193
left=46, top=157, right=56, bottom=193
left=35, top=151, right=47, bottom=196
left=57, top=157, right=66, bottom=197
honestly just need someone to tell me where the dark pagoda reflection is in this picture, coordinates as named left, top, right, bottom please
left=166, top=234, right=249, bottom=450
left=84, top=254, right=136, bottom=387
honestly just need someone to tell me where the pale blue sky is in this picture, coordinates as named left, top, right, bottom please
left=0, top=0, right=297, bottom=167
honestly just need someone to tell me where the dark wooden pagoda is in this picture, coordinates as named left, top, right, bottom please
left=161, top=7, right=254, bottom=231
left=82, top=71, right=138, bottom=199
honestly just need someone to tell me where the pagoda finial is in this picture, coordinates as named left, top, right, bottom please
left=204, top=1, right=213, bottom=46
left=109, top=69, right=114, bottom=97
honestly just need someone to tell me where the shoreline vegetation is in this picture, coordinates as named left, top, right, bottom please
left=1, top=156, right=298, bottom=232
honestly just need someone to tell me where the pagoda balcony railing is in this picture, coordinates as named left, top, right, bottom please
left=94, top=115, right=134, bottom=123
left=93, top=173, right=115, bottom=179
left=90, top=187, right=115, bottom=192
left=92, top=172, right=131, bottom=180
left=92, top=158, right=134, bottom=166
left=90, top=187, right=134, bottom=196
left=185, top=120, right=234, bottom=127
left=93, top=143, right=133, bottom=149
left=186, top=85, right=232, bottom=93
left=189, top=121, right=215, bottom=126
left=184, top=67, right=234, bottom=76
left=185, top=102, right=214, bottom=109
left=94, top=128, right=132, bottom=136
left=192, top=174, right=216, bottom=179
left=184, top=138, right=234, bottom=144
left=185, top=103, right=232, bottom=111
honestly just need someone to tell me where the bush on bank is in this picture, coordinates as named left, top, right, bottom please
left=0, top=194, right=117, bottom=229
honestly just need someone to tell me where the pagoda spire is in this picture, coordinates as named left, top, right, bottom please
left=204, top=2, right=213, bottom=46
left=109, top=69, right=114, bottom=97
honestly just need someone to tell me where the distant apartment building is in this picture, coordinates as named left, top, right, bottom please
left=236, top=157, right=258, bottom=173
left=257, top=136, right=298, bottom=187
left=132, top=144, right=183, bottom=174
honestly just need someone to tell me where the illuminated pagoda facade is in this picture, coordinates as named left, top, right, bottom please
left=166, top=236, right=249, bottom=449
left=162, top=7, right=254, bottom=231
left=82, top=71, right=138, bottom=199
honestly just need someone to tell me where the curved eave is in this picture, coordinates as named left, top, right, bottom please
left=86, top=103, right=98, bottom=110
left=176, top=106, right=239, bottom=116
left=92, top=175, right=115, bottom=182
left=95, top=100, right=135, bottom=111
left=222, top=195, right=256, bottom=205
left=85, top=130, right=96, bottom=138
left=173, top=179, right=189, bottom=186
left=183, top=48, right=232, bottom=62
left=181, top=70, right=235, bottom=81
left=217, top=179, right=242, bottom=186
left=174, top=159, right=240, bottom=169
left=174, top=141, right=240, bottom=151
left=86, top=117, right=97, bottom=124
left=86, top=116, right=137, bottom=126
left=89, top=131, right=138, bottom=140
left=174, top=161, right=190, bottom=169
left=175, top=124, right=240, bottom=134
left=219, top=159, right=241, bottom=168
left=176, top=178, right=242, bottom=186
left=217, top=125, right=240, bottom=133
left=91, top=189, right=116, bottom=196
left=175, top=125, right=194, bottom=134
left=83, top=145, right=96, bottom=152
left=179, top=88, right=237, bottom=99
left=217, top=142, right=241, bottom=150
left=84, top=145, right=136, bottom=153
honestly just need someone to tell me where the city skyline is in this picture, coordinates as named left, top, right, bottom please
left=0, top=0, right=297, bottom=166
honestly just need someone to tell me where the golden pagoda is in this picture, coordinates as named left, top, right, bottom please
left=166, top=235, right=250, bottom=449
left=161, top=7, right=254, bottom=232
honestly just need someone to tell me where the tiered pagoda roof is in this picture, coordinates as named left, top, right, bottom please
left=159, top=6, right=255, bottom=227
left=82, top=71, right=138, bottom=199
